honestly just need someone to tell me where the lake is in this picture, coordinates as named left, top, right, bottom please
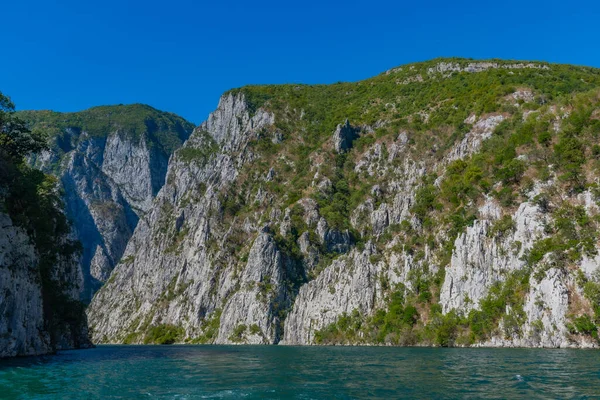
left=0, top=345, right=598, bottom=399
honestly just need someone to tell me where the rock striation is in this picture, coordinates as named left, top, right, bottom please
left=22, top=106, right=194, bottom=301
left=87, top=93, right=285, bottom=344
left=86, top=59, right=600, bottom=348
left=332, top=119, right=360, bottom=153
left=0, top=211, right=91, bottom=357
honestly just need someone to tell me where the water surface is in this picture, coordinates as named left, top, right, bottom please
left=0, top=345, right=598, bottom=399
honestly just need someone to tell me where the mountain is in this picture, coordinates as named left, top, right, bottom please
left=83, top=57, right=600, bottom=347
left=0, top=94, right=91, bottom=357
left=19, top=105, right=195, bottom=301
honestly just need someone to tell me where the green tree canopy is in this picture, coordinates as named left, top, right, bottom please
left=0, top=92, right=47, bottom=159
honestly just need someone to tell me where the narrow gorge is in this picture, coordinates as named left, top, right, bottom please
left=87, top=58, right=600, bottom=348
left=5, top=58, right=600, bottom=356
left=22, top=105, right=194, bottom=301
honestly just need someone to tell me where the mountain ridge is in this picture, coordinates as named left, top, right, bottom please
left=85, top=58, right=600, bottom=347
left=19, top=105, right=195, bottom=301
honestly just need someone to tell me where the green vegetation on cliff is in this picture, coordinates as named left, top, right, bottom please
left=232, top=58, right=600, bottom=144
left=219, top=58, right=600, bottom=345
left=89, top=58, right=600, bottom=347
left=1, top=91, right=89, bottom=347
left=225, top=59, right=600, bottom=235
left=18, top=104, right=195, bottom=160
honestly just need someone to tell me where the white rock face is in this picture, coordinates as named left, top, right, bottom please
left=580, top=253, right=600, bottom=279
left=477, top=268, right=598, bottom=348
left=102, top=132, right=163, bottom=213
left=202, top=93, right=274, bottom=152
left=59, top=139, right=137, bottom=300
left=216, top=231, right=296, bottom=344
left=86, top=83, right=600, bottom=349
left=521, top=268, right=570, bottom=347
left=282, top=246, right=379, bottom=345
left=440, top=202, right=546, bottom=313
left=29, top=117, right=192, bottom=301
left=427, top=62, right=549, bottom=75
left=88, top=93, right=282, bottom=344
left=0, top=213, right=49, bottom=357
left=0, top=213, right=91, bottom=357
left=332, top=120, right=360, bottom=153
left=446, top=115, right=506, bottom=162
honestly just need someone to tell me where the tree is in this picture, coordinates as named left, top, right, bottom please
left=0, top=92, right=47, bottom=160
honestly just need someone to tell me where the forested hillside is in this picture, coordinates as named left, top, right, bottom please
left=88, top=58, right=600, bottom=348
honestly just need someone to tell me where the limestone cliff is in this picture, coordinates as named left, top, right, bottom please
left=21, top=105, right=194, bottom=300
left=1, top=133, right=91, bottom=356
left=0, top=213, right=91, bottom=357
left=88, top=58, right=600, bottom=348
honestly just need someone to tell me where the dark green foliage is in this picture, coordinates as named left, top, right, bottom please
left=493, top=187, right=516, bottom=207
left=495, top=159, right=526, bottom=185
left=432, top=311, right=461, bottom=347
left=190, top=309, right=222, bottom=344
left=467, top=270, right=529, bottom=342
left=312, top=154, right=359, bottom=231
left=488, top=215, right=516, bottom=238
left=437, top=115, right=532, bottom=217
left=537, top=131, right=552, bottom=146
left=229, top=324, right=248, bottom=342
left=441, top=159, right=484, bottom=206
left=19, top=104, right=194, bottom=165
left=429, top=92, right=600, bottom=272
left=273, top=204, right=307, bottom=263
left=567, top=313, right=599, bottom=342
left=572, top=315, right=597, bottom=337
left=583, top=281, right=600, bottom=319
left=554, top=136, right=585, bottom=190
left=230, top=58, right=600, bottom=147
left=526, top=238, right=557, bottom=266
left=567, top=273, right=600, bottom=341
left=412, top=183, right=441, bottom=224
left=249, top=323, right=261, bottom=335
left=256, top=275, right=275, bottom=302
left=177, top=131, right=218, bottom=165
left=548, top=102, right=600, bottom=191
left=150, top=60, right=600, bottom=347
left=533, top=193, right=551, bottom=213
left=144, top=324, right=184, bottom=344
left=407, top=265, right=433, bottom=303
left=314, top=287, right=421, bottom=345
left=526, top=204, right=598, bottom=267
left=0, top=93, right=48, bottom=159
left=220, top=185, right=246, bottom=219
left=316, top=276, right=526, bottom=347
left=228, top=60, right=600, bottom=266
left=0, top=90, right=88, bottom=348
left=314, top=309, right=364, bottom=345
left=370, top=289, right=420, bottom=339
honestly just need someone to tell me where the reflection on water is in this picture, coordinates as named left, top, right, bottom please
left=0, top=345, right=599, bottom=399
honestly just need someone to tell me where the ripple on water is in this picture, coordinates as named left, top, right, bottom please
left=0, top=346, right=599, bottom=399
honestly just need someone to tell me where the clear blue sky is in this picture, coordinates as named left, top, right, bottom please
left=2, top=0, right=599, bottom=124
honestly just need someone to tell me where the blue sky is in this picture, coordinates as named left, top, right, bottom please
left=2, top=0, right=599, bottom=124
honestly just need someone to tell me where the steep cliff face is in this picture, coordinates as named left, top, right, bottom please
left=0, top=212, right=91, bottom=357
left=0, top=152, right=91, bottom=357
left=0, top=213, right=49, bottom=357
left=88, top=94, right=290, bottom=344
left=21, top=105, right=194, bottom=300
left=89, top=58, right=600, bottom=347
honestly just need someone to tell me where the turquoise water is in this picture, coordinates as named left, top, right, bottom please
left=0, top=345, right=599, bottom=399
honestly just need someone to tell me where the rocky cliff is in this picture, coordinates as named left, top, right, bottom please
left=88, top=58, right=600, bottom=348
left=0, top=106, right=92, bottom=357
left=20, top=105, right=194, bottom=301
left=0, top=212, right=91, bottom=357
